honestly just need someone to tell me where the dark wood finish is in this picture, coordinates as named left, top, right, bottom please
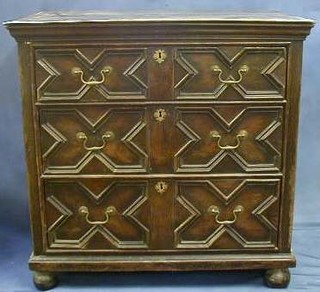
left=29, top=253, right=296, bottom=272
left=35, top=47, right=148, bottom=102
left=174, top=46, right=287, bottom=100
left=5, top=11, right=313, bottom=289
left=174, top=178, right=280, bottom=250
left=39, top=106, right=148, bottom=174
left=4, top=11, right=313, bottom=39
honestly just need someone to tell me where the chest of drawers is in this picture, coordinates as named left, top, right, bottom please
left=5, top=11, right=313, bottom=290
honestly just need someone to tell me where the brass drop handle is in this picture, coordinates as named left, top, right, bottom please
left=72, top=66, right=112, bottom=85
left=211, top=65, right=249, bottom=84
left=208, top=205, right=244, bottom=225
left=76, top=131, right=114, bottom=151
left=79, top=206, right=117, bottom=225
left=210, top=130, right=247, bottom=150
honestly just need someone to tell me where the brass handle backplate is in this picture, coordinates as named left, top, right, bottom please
left=210, top=130, right=247, bottom=150
left=155, top=181, right=168, bottom=194
left=79, top=206, right=117, bottom=225
left=76, top=131, right=114, bottom=151
left=211, top=65, right=249, bottom=84
left=153, top=49, right=167, bottom=64
left=208, top=205, right=244, bottom=225
left=72, top=66, right=112, bottom=85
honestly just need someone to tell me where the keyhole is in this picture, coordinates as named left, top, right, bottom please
left=155, top=181, right=168, bottom=193
left=154, top=108, right=167, bottom=122
left=154, top=49, right=166, bottom=64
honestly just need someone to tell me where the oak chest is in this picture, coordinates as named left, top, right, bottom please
left=5, top=11, right=313, bottom=290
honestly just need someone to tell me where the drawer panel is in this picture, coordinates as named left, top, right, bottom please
left=44, top=178, right=280, bottom=253
left=39, top=106, right=148, bottom=174
left=173, top=105, right=284, bottom=173
left=174, top=46, right=287, bottom=100
left=174, top=178, right=280, bottom=250
left=34, top=45, right=286, bottom=103
left=35, top=47, right=148, bottom=102
left=39, top=105, right=284, bottom=175
left=45, top=179, right=150, bottom=251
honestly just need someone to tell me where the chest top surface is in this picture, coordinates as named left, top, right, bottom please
left=4, top=10, right=314, bottom=40
left=4, top=10, right=314, bottom=24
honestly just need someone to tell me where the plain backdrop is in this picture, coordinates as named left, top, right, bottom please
left=0, top=1, right=319, bottom=291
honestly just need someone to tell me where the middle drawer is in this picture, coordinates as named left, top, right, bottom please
left=38, top=104, right=284, bottom=175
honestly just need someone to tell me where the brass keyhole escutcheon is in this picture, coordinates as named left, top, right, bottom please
left=155, top=181, right=168, bottom=194
left=154, top=108, right=167, bottom=122
left=153, top=49, right=167, bottom=64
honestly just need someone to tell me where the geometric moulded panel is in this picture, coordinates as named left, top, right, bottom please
left=45, top=179, right=150, bottom=250
left=35, top=48, right=148, bottom=102
left=174, top=46, right=286, bottom=100
left=174, top=178, right=280, bottom=250
left=40, top=107, right=148, bottom=174
left=174, top=105, right=283, bottom=173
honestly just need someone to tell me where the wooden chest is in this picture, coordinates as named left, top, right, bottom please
left=5, top=11, right=313, bottom=290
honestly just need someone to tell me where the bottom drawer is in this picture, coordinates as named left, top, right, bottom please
left=43, top=177, right=280, bottom=253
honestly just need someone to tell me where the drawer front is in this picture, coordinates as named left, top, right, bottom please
left=39, top=105, right=284, bottom=175
left=173, top=105, right=284, bottom=173
left=35, top=47, right=148, bottom=102
left=39, top=107, right=148, bottom=174
left=34, top=45, right=286, bottom=103
left=174, top=46, right=287, bottom=100
left=174, top=178, right=280, bottom=250
left=45, top=179, right=150, bottom=251
left=44, top=178, right=280, bottom=252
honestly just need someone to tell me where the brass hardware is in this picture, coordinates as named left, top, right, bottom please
left=153, top=49, right=167, bottom=64
left=76, top=131, right=114, bottom=151
left=210, top=130, right=247, bottom=150
left=155, top=181, right=168, bottom=194
left=72, top=66, right=112, bottom=85
left=208, top=205, right=244, bottom=225
left=211, top=65, right=249, bottom=84
left=154, top=108, right=167, bottom=122
left=79, top=206, right=117, bottom=225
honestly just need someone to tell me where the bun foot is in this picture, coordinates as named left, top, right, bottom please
left=33, top=271, right=58, bottom=290
left=264, top=268, right=290, bottom=288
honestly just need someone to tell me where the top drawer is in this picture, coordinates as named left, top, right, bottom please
left=34, top=45, right=287, bottom=103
